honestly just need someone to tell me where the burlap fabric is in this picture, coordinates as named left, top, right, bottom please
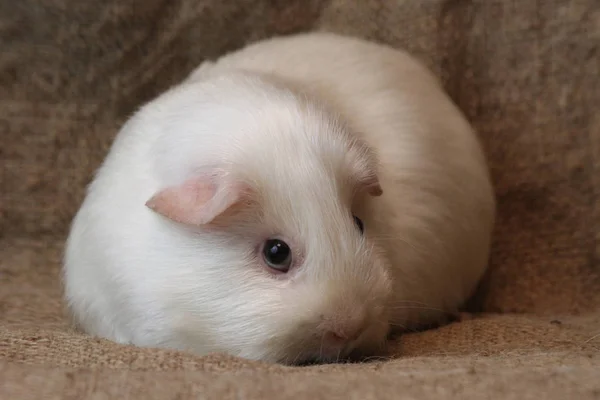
left=1, top=1, right=599, bottom=398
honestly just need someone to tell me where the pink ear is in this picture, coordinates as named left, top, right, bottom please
left=145, top=174, right=247, bottom=226
left=365, top=179, right=383, bottom=197
left=359, top=175, right=383, bottom=197
left=347, top=140, right=383, bottom=197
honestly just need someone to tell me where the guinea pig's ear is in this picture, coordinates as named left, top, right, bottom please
left=361, top=175, right=383, bottom=197
left=145, top=174, right=249, bottom=226
left=347, top=138, right=383, bottom=197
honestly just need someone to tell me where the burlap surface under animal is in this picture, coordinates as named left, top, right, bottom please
left=1, top=1, right=599, bottom=399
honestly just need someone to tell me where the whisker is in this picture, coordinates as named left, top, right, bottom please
left=388, top=322, right=408, bottom=330
left=582, top=332, right=600, bottom=345
left=360, top=354, right=393, bottom=363
left=290, top=337, right=309, bottom=365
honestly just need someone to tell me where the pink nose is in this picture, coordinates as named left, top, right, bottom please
left=319, top=312, right=367, bottom=347
left=323, top=329, right=360, bottom=345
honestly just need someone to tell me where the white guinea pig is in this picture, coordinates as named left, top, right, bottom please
left=63, top=32, right=495, bottom=364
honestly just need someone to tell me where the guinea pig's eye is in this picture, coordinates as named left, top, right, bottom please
left=262, top=239, right=292, bottom=272
left=353, top=215, right=364, bottom=234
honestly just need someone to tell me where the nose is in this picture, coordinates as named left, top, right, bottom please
left=318, top=310, right=368, bottom=347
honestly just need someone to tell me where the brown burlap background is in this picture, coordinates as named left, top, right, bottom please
left=1, top=1, right=599, bottom=398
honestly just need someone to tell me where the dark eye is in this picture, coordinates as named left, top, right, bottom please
left=353, top=215, right=364, bottom=234
left=262, top=239, right=292, bottom=272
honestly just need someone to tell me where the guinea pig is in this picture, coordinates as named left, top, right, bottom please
left=63, top=32, right=495, bottom=365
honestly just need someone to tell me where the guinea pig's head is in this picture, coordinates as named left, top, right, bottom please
left=144, top=76, right=393, bottom=364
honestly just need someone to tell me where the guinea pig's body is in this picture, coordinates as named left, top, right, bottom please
left=63, top=32, right=495, bottom=364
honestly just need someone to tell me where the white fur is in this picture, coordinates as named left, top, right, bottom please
left=63, top=32, right=495, bottom=364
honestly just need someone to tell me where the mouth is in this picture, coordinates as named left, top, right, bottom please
left=275, top=323, right=392, bottom=366
left=285, top=343, right=390, bottom=366
left=293, top=355, right=353, bottom=366
left=280, top=345, right=352, bottom=366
